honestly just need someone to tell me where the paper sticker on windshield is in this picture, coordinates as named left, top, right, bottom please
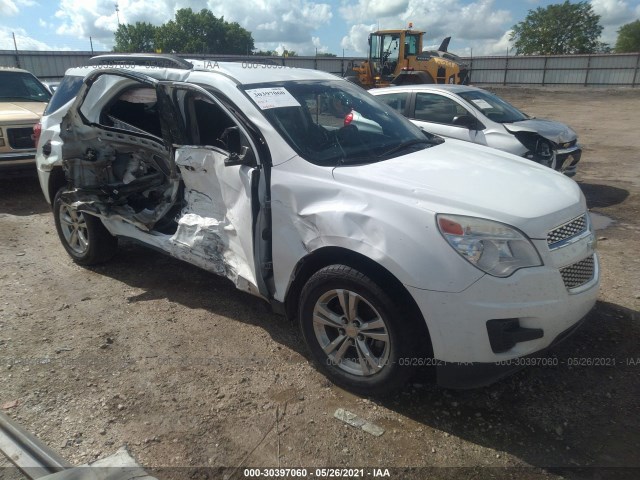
left=471, top=99, right=493, bottom=110
left=246, top=87, right=300, bottom=110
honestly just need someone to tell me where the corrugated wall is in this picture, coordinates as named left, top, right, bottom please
left=2, top=50, right=640, bottom=86
left=0, top=50, right=95, bottom=80
left=466, top=53, right=640, bottom=86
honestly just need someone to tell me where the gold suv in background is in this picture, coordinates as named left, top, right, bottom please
left=0, top=67, right=51, bottom=173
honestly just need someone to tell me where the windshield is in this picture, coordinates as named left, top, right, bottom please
left=0, top=71, right=52, bottom=102
left=457, top=89, right=527, bottom=123
left=243, top=80, right=437, bottom=166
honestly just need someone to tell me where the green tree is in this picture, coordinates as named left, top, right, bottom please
left=615, top=20, right=640, bottom=52
left=113, top=8, right=255, bottom=55
left=254, top=50, right=278, bottom=56
left=317, top=52, right=337, bottom=57
left=113, top=22, right=157, bottom=53
left=223, top=21, right=255, bottom=55
left=510, top=1, right=606, bottom=55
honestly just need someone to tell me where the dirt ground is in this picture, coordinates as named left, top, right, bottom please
left=1, top=88, right=639, bottom=480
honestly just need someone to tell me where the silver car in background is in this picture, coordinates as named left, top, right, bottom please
left=370, top=84, right=582, bottom=176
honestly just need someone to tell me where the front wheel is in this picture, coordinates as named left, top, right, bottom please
left=53, top=188, right=118, bottom=265
left=299, top=265, right=419, bottom=396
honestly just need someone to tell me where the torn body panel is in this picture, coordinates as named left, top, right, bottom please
left=504, top=119, right=577, bottom=145
left=57, top=70, right=260, bottom=294
left=59, top=121, right=179, bottom=232
left=173, top=146, right=257, bottom=291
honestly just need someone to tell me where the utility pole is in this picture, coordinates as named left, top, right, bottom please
left=115, top=3, right=121, bottom=25
left=12, top=32, right=20, bottom=68
left=90, top=36, right=94, bottom=54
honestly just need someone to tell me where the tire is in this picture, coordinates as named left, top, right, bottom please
left=299, top=264, right=420, bottom=396
left=53, top=188, right=118, bottom=265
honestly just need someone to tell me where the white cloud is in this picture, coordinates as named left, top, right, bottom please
left=589, top=0, right=639, bottom=46
left=52, top=0, right=333, bottom=54
left=311, top=36, right=329, bottom=54
left=0, top=0, right=19, bottom=16
left=459, top=29, right=513, bottom=56
left=0, top=0, right=33, bottom=16
left=37, top=17, right=54, bottom=29
left=340, top=0, right=409, bottom=20
left=340, top=0, right=511, bottom=45
left=0, top=25, right=69, bottom=51
left=590, top=0, right=634, bottom=26
left=340, top=23, right=376, bottom=55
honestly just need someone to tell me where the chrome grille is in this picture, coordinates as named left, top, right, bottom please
left=547, top=214, right=587, bottom=247
left=560, top=255, right=595, bottom=290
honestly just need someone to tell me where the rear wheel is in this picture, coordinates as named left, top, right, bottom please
left=53, top=188, right=118, bottom=265
left=299, top=265, right=419, bottom=396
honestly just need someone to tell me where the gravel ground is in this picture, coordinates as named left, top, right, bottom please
left=0, top=87, right=639, bottom=480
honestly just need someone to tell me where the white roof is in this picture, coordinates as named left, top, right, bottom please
left=189, top=60, right=340, bottom=84
left=62, top=60, right=343, bottom=86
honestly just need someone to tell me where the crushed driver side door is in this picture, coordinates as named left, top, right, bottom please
left=158, top=82, right=264, bottom=296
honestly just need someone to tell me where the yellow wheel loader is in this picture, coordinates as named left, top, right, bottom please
left=347, top=29, right=469, bottom=88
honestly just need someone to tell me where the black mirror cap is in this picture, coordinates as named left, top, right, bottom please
left=221, top=126, right=256, bottom=167
left=452, top=114, right=479, bottom=129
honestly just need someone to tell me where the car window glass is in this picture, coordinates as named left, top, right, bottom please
left=100, top=86, right=162, bottom=137
left=375, top=92, right=408, bottom=114
left=244, top=80, right=430, bottom=166
left=0, top=71, right=51, bottom=102
left=44, top=75, right=84, bottom=115
left=404, top=34, right=419, bottom=58
left=457, top=90, right=527, bottom=123
left=414, top=92, right=469, bottom=126
left=181, top=91, right=256, bottom=164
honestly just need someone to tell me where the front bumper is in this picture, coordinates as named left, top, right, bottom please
left=406, top=251, right=599, bottom=387
left=0, top=152, right=36, bottom=171
left=434, top=315, right=589, bottom=389
left=556, top=145, right=582, bottom=177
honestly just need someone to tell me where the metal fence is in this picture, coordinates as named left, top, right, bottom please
left=465, top=53, right=640, bottom=86
left=2, top=49, right=640, bottom=86
left=0, top=50, right=95, bottom=80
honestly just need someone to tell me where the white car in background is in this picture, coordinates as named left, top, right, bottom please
left=36, top=55, right=598, bottom=395
left=371, top=84, right=582, bottom=176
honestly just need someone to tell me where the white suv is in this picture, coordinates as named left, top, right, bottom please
left=36, top=55, right=599, bottom=395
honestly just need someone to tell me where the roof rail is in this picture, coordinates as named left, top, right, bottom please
left=88, top=54, right=193, bottom=70
left=188, top=56, right=280, bottom=67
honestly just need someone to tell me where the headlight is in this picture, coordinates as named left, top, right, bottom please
left=436, top=214, right=542, bottom=277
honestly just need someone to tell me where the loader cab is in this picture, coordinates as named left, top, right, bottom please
left=368, top=30, right=423, bottom=80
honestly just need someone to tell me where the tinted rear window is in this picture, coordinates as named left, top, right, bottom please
left=44, top=75, right=84, bottom=115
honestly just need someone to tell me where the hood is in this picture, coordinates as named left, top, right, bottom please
left=504, top=118, right=577, bottom=145
left=332, top=139, right=585, bottom=239
left=0, top=101, right=46, bottom=123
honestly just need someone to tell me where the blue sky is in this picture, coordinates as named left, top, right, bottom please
left=1, top=0, right=638, bottom=56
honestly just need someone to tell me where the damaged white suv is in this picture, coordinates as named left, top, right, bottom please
left=36, top=55, right=599, bottom=395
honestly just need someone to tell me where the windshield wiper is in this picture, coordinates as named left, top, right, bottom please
left=338, top=155, right=378, bottom=166
left=377, top=138, right=436, bottom=158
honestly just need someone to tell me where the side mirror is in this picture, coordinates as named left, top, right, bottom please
left=452, top=115, right=477, bottom=129
left=220, top=126, right=255, bottom=167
